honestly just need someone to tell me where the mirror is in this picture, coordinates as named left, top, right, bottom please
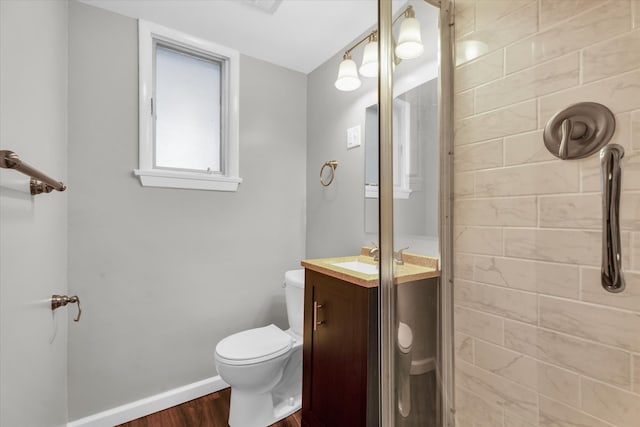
left=364, top=78, right=439, bottom=237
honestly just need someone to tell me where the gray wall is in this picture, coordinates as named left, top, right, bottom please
left=0, top=1, right=69, bottom=426
left=67, top=1, right=307, bottom=419
left=306, top=1, right=439, bottom=258
left=306, top=51, right=373, bottom=259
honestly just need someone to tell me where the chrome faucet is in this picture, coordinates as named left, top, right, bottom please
left=369, top=245, right=380, bottom=262
left=394, top=247, right=409, bottom=265
left=368, top=243, right=408, bottom=264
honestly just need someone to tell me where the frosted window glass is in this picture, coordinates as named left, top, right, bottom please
left=155, top=45, right=221, bottom=172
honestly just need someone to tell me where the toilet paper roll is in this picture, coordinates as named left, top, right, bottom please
left=0, top=177, right=31, bottom=194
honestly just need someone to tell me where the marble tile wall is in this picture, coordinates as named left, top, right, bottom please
left=452, top=1, right=640, bottom=426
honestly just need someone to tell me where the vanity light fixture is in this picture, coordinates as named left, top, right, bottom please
left=395, top=6, right=423, bottom=59
left=334, top=5, right=424, bottom=92
left=335, top=52, right=362, bottom=91
left=359, top=32, right=379, bottom=78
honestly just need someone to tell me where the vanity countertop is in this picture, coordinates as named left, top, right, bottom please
left=301, top=247, right=439, bottom=288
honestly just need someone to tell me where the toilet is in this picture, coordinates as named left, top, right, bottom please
left=215, top=269, right=305, bottom=427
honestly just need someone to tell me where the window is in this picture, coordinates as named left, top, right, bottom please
left=135, top=21, right=241, bottom=191
left=364, top=99, right=412, bottom=199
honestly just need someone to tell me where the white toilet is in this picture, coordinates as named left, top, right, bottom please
left=215, top=269, right=305, bottom=427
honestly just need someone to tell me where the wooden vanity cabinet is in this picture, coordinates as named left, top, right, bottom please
left=302, top=269, right=378, bottom=427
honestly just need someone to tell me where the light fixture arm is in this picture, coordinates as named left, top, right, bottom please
left=335, top=4, right=421, bottom=91
left=343, top=30, right=377, bottom=59
left=392, top=5, right=415, bottom=26
left=342, top=4, right=414, bottom=59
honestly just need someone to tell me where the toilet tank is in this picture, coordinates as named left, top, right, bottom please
left=284, top=269, right=305, bottom=337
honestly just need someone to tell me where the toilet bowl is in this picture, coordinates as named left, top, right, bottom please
left=397, top=321, right=413, bottom=418
left=215, top=269, right=305, bottom=427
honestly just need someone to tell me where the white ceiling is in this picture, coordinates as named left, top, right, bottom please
left=79, top=0, right=421, bottom=74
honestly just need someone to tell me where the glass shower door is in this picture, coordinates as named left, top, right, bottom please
left=377, top=1, right=454, bottom=426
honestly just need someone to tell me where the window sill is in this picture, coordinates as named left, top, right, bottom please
left=134, top=169, right=242, bottom=192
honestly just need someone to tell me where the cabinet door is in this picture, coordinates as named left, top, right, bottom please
left=303, top=270, right=369, bottom=427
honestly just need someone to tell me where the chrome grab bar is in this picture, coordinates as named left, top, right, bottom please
left=600, top=144, right=625, bottom=293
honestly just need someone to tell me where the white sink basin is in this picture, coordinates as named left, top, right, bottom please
left=332, top=261, right=379, bottom=275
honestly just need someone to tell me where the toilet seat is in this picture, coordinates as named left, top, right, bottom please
left=216, top=324, right=292, bottom=366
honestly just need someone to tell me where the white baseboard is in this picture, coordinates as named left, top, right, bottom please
left=67, top=376, right=229, bottom=427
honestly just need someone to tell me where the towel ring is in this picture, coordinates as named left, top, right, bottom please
left=320, top=160, right=338, bottom=186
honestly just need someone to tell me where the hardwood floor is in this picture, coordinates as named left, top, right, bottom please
left=117, top=388, right=301, bottom=427
left=114, top=374, right=435, bottom=426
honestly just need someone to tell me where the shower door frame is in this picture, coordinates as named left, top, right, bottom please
left=377, top=1, right=455, bottom=426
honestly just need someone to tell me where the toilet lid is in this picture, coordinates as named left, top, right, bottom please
left=398, top=322, right=413, bottom=353
left=285, top=269, right=305, bottom=289
left=215, top=324, right=292, bottom=365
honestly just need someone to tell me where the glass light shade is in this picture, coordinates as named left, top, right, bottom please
left=335, top=57, right=361, bottom=91
left=395, top=17, right=424, bottom=59
left=359, top=40, right=378, bottom=78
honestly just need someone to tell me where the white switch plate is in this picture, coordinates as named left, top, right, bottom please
left=347, top=125, right=361, bottom=149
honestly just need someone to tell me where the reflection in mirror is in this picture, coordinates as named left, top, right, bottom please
left=365, top=99, right=412, bottom=199
left=364, top=78, right=439, bottom=238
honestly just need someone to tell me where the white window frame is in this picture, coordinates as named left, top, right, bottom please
left=135, top=20, right=241, bottom=191
left=365, top=98, right=412, bottom=199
